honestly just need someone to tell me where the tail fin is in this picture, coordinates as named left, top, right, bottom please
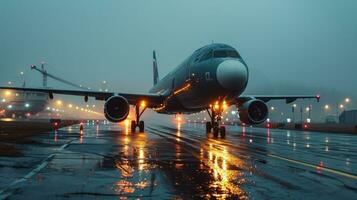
left=153, top=50, right=159, bottom=85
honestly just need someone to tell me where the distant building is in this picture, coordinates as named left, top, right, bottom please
left=339, top=110, right=357, bottom=124
left=325, top=114, right=338, bottom=124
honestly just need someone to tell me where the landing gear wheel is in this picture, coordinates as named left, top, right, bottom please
left=213, top=127, right=219, bottom=138
left=139, top=121, right=145, bottom=132
left=206, top=122, right=212, bottom=133
left=220, top=126, right=226, bottom=138
left=131, top=120, right=136, bottom=132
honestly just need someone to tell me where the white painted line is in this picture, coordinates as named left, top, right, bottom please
left=0, top=140, right=74, bottom=199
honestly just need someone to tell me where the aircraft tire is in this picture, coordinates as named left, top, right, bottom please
left=131, top=120, right=136, bottom=132
left=139, top=121, right=145, bottom=132
left=220, top=126, right=226, bottom=138
left=213, top=127, right=219, bottom=137
left=206, top=122, right=212, bottom=133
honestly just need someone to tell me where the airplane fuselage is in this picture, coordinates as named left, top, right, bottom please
left=149, top=43, right=249, bottom=114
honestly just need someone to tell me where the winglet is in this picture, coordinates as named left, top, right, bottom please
left=153, top=50, right=159, bottom=86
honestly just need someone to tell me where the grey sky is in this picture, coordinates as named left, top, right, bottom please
left=1, top=0, right=357, bottom=111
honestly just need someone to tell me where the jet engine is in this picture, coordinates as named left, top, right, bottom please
left=238, top=99, right=268, bottom=124
left=104, top=95, right=130, bottom=122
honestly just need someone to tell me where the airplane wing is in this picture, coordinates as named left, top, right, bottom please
left=236, top=94, right=320, bottom=104
left=0, top=87, right=165, bottom=108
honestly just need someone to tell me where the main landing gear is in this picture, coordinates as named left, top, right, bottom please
left=131, top=103, right=147, bottom=133
left=206, top=107, right=226, bottom=138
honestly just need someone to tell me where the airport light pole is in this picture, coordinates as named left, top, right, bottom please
left=335, top=97, right=351, bottom=123
left=324, top=104, right=330, bottom=122
left=20, top=71, right=26, bottom=87
left=292, top=104, right=297, bottom=123
left=344, top=97, right=351, bottom=111
left=306, top=105, right=311, bottom=120
left=300, top=107, right=303, bottom=124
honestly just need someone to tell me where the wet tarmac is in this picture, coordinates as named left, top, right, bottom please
left=0, top=120, right=356, bottom=199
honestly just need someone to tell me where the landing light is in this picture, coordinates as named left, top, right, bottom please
left=56, top=100, right=62, bottom=106
left=222, top=104, right=227, bottom=110
left=5, top=91, right=11, bottom=97
left=140, top=100, right=146, bottom=108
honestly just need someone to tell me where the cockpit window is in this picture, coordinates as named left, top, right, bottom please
left=199, top=50, right=212, bottom=62
left=213, top=50, right=240, bottom=58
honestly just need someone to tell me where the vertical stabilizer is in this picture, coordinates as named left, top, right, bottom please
left=153, top=50, right=159, bottom=85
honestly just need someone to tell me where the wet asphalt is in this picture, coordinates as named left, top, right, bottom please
left=0, top=120, right=356, bottom=200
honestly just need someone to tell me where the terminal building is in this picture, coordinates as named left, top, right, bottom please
left=339, top=110, right=357, bottom=124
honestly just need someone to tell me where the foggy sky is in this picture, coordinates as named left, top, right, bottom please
left=1, top=0, right=357, bottom=111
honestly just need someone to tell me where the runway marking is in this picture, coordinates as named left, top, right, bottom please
left=150, top=126, right=357, bottom=181
left=267, top=154, right=357, bottom=180
left=0, top=140, right=74, bottom=199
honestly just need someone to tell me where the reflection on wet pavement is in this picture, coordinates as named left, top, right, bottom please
left=0, top=120, right=356, bottom=199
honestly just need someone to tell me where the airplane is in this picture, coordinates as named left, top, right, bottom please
left=0, top=43, right=320, bottom=138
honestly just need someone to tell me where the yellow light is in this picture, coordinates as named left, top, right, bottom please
left=345, top=98, right=350, bottom=103
left=140, top=100, right=146, bottom=108
left=214, top=104, right=219, bottom=110
left=4, top=91, right=11, bottom=97
left=324, top=104, right=329, bottom=109
left=222, top=104, right=227, bottom=110
left=306, top=107, right=310, bottom=111
left=124, top=119, right=129, bottom=127
left=56, top=100, right=62, bottom=106
left=222, top=101, right=228, bottom=110
left=68, top=104, right=73, bottom=108
left=76, top=106, right=79, bottom=110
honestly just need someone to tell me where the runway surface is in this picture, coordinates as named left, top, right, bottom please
left=0, top=120, right=356, bottom=199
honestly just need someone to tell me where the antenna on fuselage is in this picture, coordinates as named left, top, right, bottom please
left=153, top=50, right=159, bottom=86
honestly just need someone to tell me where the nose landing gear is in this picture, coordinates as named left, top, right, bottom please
left=206, top=107, right=226, bottom=138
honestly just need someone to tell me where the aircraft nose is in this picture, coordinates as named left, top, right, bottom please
left=216, top=60, right=248, bottom=92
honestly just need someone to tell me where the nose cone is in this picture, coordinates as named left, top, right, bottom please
left=216, top=60, right=248, bottom=92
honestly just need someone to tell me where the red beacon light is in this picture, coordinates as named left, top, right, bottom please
left=266, top=122, right=272, bottom=128
left=316, top=94, right=321, bottom=102
left=79, top=122, right=84, bottom=132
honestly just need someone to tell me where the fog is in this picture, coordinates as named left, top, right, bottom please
left=1, top=0, right=356, bottom=120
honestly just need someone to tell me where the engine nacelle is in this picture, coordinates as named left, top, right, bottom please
left=104, top=95, right=130, bottom=123
left=238, top=99, right=268, bottom=125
